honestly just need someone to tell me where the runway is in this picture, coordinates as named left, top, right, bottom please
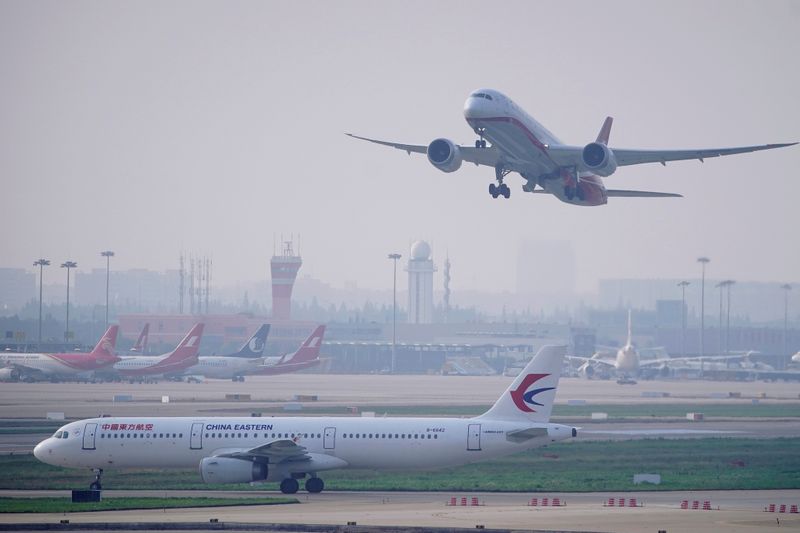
left=1, top=489, right=798, bottom=533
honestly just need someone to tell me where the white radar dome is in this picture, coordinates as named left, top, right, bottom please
left=410, top=240, right=432, bottom=261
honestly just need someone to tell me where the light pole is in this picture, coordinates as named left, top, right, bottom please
left=60, top=261, right=77, bottom=342
left=677, top=281, right=690, bottom=357
left=723, top=280, right=735, bottom=354
left=715, top=281, right=725, bottom=355
left=388, top=253, right=401, bottom=374
left=33, top=259, right=50, bottom=349
left=101, top=251, right=114, bottom=328
left=697, top=257, right=710, bottom=357
left=781, top=284, right=792, bottom=362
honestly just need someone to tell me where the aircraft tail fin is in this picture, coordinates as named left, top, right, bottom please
left=90, top=325, right=119, bottom=361
left=596, top=116, right=613, bottom=145
left=478, top=345, right=566, bottom=423
left=280, top=325, right=325, bottom=365
left=626, top=309, right=633, bottom=347
left=131, top=323, right=149, bottom=354
left=164, top=323, right=204, bottom=363
left=231, top=324, right=270, bottom=358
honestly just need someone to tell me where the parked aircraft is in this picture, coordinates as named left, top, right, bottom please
left=349, top=88, right=796, bottom=205
left=183, top=324, right=270, bottom=381
left=129, top=324, right=149, bottom=354
left=110, top=324, right=204, bottom=379
left=254, top=325, right=325, bottom=375
left=34, top=345, right=574, bottom=494
left=0, top=326, right=119, bottom=381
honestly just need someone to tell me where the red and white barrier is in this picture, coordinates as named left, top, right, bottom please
left=681, top=500, right=714, bottom=510
left=765, top=503, right=798, bottom=513
left=528, top=496, right=566, bottom=507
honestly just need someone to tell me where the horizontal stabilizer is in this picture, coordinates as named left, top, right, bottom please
left=606, top=189, right=683, bottom=198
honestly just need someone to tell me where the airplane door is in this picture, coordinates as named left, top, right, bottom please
left=467, top=423, right=481, bottom=451
left=323, top=427, right=336, bottom=450
left=82, top=423, right=97, bottom=450
left=190, top=422, right=204, bottom=450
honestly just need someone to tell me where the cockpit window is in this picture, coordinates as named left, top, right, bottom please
left=471, top=92, right=493, bottom=101
left=63, top=431, right=69, bottom=438
left=54, top=431, right=63, bottom=439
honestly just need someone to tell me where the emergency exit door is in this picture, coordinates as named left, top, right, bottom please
left=82, top=423, right=97, bottom=450
left=190, top=422, right=204, bottom=450
left=467, top=423, right=481, bottom=451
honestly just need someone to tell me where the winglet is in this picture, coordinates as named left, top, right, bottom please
left=596, top=116, right=613, bottom=145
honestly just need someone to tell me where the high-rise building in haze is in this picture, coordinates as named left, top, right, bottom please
left=270, top=240, right=302, bottom=320
left=406, top=240, right=436, bottom=324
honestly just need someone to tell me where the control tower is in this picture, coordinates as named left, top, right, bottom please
left=270, top=240, right=302, bottom=320
left=406, top=240, right=437, bottom=324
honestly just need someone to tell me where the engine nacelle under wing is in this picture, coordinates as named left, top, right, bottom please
left=199, top=457, right=267, bottom=484
left=582, top=142, right=618, bottom=177
left=427, top=138, right=463, bottom=173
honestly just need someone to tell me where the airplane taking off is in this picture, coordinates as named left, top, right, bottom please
left=0, top=326, right=119, bottom=380
left=184, top=324, right=270, bottom=381
left=34, top=345, right=575, bottom=494
left=254, top=325, right=325, bottom=376
left=348, top=89, right=796, bottom=205
left=110, top=323, right=204, bottom=379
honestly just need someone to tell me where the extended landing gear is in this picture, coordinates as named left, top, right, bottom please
left=490, top=165, right=511, bottom=199
left=474, top=128, right=487, bottom=148
left=305, top=477, right=324, bottom=494
left=280, top=478, right=299, bottom=494
left=89, top=469, right=103, bottom=491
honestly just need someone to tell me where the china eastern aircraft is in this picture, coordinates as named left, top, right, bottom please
left=0, top=326, right=119, bottom=380
left=34, top=345, right=574, bottom=494
left=183, top=324, right=270, bottom=381
left=110, top=323, right=204, bottom=379
left=348, top=89, right=796, bottom=204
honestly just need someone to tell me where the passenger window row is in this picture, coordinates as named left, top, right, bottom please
left=99, top=433, right=181, bottom=439
left=342, top=433, right=437, bottom=440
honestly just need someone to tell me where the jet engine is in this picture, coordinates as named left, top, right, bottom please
left=581, top=142, right=617, bottom=177
left=199, top=457, right=267, bottom=484
left=0, top=368, right=19, bottom=381
left=427, top=138, right=463, bottom=173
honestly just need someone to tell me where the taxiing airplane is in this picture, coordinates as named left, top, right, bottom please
left=34, top=345, right=574, bottom=494
left=184, top=324, right=270, bottom=381
left=254, top=325, right=325, bottom=375
left=348, top=89, right=796, bottom=205
left=110, top=323, right=204, bottom=379
left=0, top=326, right=120, bottom=381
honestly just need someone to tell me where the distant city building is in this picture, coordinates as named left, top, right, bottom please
left=406, top=241, right=437, bottom=324
left=0, top=268, right=35, bottom=312
left=270, top=240, right=302, bottom=320
left=75, top=268, right=180, bottom=310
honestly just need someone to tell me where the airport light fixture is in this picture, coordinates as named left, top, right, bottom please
left=60, top=261, right=77, bottom=342
left=677, top=281, right=690, bottom=357
left=33, top=258, right=51, bottom=348
left=722, top=280, right=735, bottom=354
left=101, top=251, right=114, bottom=328
left=388, top=253, right=402, bottom=374
left=697, top=257, right=710, bottom=357
left=715, top=281, right=725, bottom=355
left=781, top=283, right=792, bottom=360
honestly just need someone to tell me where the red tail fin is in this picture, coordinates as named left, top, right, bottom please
left=596, top=116, right=613, bottom=145
left=164, top=323, right=204, bottom=362
left=282, top=325, right=325, bottom=364
left=90, top=325, right=119, bottom=359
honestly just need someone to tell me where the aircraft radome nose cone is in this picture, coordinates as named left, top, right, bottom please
left=33, top=441, right=44, bottom=460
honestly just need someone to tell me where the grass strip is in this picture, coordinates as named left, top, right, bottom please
left=0, top=496, right=297, bottom=513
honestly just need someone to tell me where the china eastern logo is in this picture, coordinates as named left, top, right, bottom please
left=510, top=373, right=555, bottom=413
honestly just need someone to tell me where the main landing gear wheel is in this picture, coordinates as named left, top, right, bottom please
left=89, top=469, right=103, bottom=491
left=305, top=477, right=324, bottom=493
left=280, top=478, right=299, bottom=494
left=489, top=183, right=510, bottom=199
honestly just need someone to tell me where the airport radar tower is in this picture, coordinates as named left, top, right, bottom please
left=406, top=240, right=437, bottom=324
left=271, top=239, right=302, bottom=320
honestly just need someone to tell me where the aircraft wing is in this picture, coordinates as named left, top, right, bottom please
left=565, top=355, right=616, bottom=368
left=547, top=142, right=796, bottom=169
left=217, top=439, right=310, bottom=463
left=346, top=133, right=501, bottom=167
left=606, top=190, right=682, bottom=198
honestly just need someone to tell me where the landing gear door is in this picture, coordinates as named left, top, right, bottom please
left=323, top=427, right=336, bottom=450
left=467, top=423, right=481, bottom=451
left=82, top=423, right=97, bottom=450
left=190, top=422, right=204, bottom=450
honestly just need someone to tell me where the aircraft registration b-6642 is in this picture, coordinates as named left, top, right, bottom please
left=348, top=88, right=796, bottom=205
left=34, top=345, right=574, bottom=495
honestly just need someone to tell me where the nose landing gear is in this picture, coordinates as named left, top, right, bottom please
left=89, top=468, right=103, bottom=491
left=474, top=128, right=487, bottom=148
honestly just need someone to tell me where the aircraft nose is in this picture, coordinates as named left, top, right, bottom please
left=33, top=440, right=46, bottom=461
left=463, top=96, right=482, bottom=119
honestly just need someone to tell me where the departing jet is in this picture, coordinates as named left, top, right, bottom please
left=110, top=323, right=204, bottom=379
left=0, top=326, right=119, bottom=381
left=34, top=345, right=574, bottom=494
left=184, top=324, right=271, bottom=381
left=348, top=89, right=796, bottom=205
left=254, top=325, right=325, bottom=376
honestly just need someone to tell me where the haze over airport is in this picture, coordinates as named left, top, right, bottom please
left=1, top=1, right=798, bottom=298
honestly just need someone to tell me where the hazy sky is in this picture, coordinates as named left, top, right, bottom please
left=2, top=0, right=798, bottom=294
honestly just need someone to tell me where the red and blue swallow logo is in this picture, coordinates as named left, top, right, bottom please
left=510, top=373, right=555, bottom=413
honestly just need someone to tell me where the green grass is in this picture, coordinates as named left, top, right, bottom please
left=0, top=496, right=297, bottom=513
left=5, top=437, right=799, bottom=492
